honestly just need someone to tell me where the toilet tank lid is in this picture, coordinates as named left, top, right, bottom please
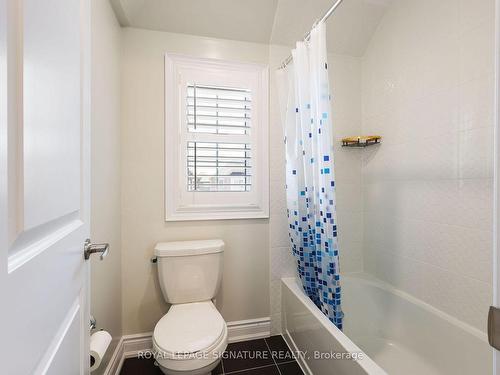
left=154, top=239, right=224, bottom=257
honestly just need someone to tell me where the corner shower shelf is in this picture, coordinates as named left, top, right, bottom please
left=341, top=135, right=381, bottom=148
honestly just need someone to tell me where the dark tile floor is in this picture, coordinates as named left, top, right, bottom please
left=120, top=335, right=304, bottom=375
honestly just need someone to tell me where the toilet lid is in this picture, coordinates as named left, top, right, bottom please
left=153, top=301, right=225, bottom=356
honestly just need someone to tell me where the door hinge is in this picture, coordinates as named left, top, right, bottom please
left=488, top=306, right=500, bottom=350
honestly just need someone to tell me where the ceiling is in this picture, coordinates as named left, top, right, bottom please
left=110, top=0, right=392, bottom=57
left=110, top=0, right=279, bottom=44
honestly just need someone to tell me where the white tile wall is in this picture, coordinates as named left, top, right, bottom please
left=361, top=0, right=494, bottom=332
left=330, top=53, right=364, bottom=276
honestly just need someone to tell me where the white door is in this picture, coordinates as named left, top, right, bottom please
left=0, top=0, right=91, bottom=374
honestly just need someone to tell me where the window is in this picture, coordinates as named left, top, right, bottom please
left=187, top=142, right=252, bottom=192
left=165, top=54, right=269, bottom=221
left=186, top=84, right=252, bottom=193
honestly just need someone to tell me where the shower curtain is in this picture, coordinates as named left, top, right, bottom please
left=278, top=22, right=343, bottom=329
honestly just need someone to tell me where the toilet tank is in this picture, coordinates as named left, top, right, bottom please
left=154, top=239, right=224, bottom=304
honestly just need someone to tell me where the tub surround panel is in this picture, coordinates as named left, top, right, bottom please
left=361, top=0, right=494, bottom=332
left=329, top=53, right=364, bottom=276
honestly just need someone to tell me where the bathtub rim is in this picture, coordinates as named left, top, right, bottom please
left=281, top=276, right=387, bottom=375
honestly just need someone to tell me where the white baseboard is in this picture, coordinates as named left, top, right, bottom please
left=226, top=317, right=271, bottom=343
left=122, top=332, right=154, bottom=357
left=103, top=317, right=271, bottom=375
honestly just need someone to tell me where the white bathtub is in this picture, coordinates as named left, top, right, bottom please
left=281, top=274, right=492, bottom=375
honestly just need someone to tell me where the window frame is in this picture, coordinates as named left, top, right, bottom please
left=164, top=53, right=269, bottom=221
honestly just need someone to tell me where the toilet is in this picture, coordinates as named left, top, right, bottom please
left=152, top=239, right=227, bottom=375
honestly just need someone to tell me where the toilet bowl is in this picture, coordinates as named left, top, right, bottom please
left=153, top=301, right=227, bottom=375
left=152, top=240, right=227, bottom=375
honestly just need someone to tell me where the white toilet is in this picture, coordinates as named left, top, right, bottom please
left=152, top=239, right=227, bottom=375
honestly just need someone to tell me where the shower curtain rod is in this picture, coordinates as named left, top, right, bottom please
left=279, top=0, right=344, bottom=69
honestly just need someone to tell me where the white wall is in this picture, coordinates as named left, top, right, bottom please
left=120, top=28, right=270, bottom=334
left=361, top=0, right=494, bottom=331
left=268, top=46, right=364, bottom=334
left=90, top=0, right=122, bottom=372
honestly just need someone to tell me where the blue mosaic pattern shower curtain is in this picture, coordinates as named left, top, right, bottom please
left=280, top=22, right=343, bottom=329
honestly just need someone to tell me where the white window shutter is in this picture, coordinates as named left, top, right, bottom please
left=165, top=54, right=269, bottom=221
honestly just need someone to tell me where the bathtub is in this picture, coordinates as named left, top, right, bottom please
left=281, top=274, right=492, bottom=375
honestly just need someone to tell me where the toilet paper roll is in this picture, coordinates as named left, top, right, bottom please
left=90, top=330, right=112, bottom=372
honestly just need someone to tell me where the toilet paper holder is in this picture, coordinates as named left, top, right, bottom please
left=90, top=330, right=112, bottom=372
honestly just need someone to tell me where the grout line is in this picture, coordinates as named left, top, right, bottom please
left=218, top=359, right=300, bottom=375
left=224, top=364, right=278, bottom=374
left=264, top=337, right=282, bottom=375
left=275, top=359, right=298, bottom=365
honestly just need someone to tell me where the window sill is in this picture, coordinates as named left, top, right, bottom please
left=165, top=206, right=269, bottom=222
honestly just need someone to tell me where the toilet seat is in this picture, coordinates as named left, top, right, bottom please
left=154, top=301, right=225, bottom=357
left=153, top=301, right=228, bottom=374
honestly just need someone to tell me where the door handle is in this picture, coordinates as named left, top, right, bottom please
left=84, top=239, right=109, bottom=260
